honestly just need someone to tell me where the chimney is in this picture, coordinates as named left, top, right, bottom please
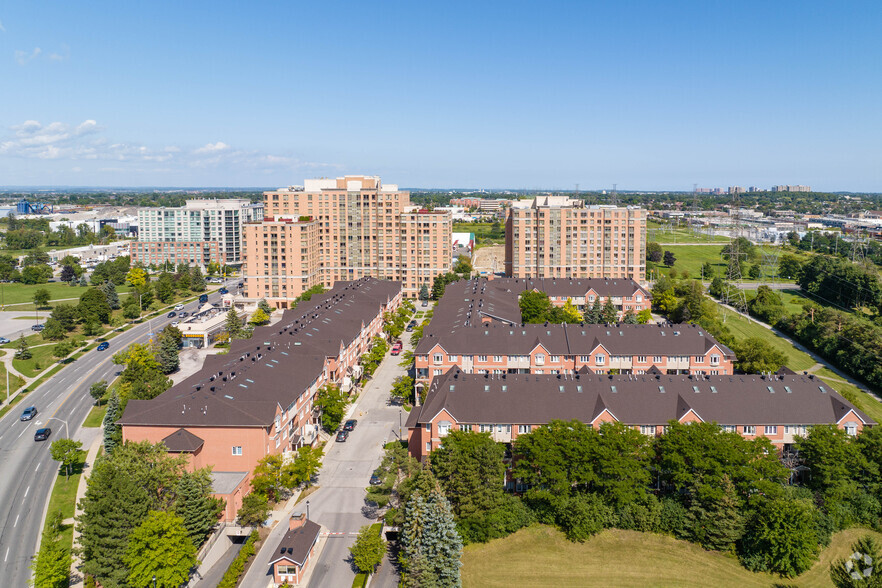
left=289, top=510, right=306, bottom=530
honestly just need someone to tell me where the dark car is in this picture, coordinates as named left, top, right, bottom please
left=335, top=430, right=349, bottom=442
left=405, top=325, right=414, bottom=332
left=96, top=342, right=109, bottom=351
left=178, top=312, right=189, bottom=318
left=34, top=428, right=51, bottom=441
left=369, top=474, right=382, bottom=486
left=421, top=301, right=428, bottom=308
left=219, top=288, right=228, bottom=295
left=167, top=311, right=176, bottom=318
left=343, top=419, right=357, bottom=431
left=199, top=294, right=209, bottom=304
left=31, top=324, right=45, bottom=331
left=20, top=406, right=37, bottom=421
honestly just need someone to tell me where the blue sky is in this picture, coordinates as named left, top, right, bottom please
left=1, top=1, right=880, bottom=190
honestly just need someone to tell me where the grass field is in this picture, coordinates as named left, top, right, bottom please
left=650, top=245, right=799, bottom=285
left=647, top=224, right=731, bottom=244
left=741, top=288, right=809, bottom=315
left=82, top=404, right=107, bottom=428
left=453, top=221, right=504, bottom=244
left=717, top=306, right=815, bottom=371
left=462, top=524, right=882, bottom=588
left=12, top=343, right=63, bottom=378
left=0, top=360, right=25, bottom=397
left=41, top=450, right=86, bottom=554
left=0, top=281, right=133, bottom=307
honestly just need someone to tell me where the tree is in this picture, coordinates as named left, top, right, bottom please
left=225, top=309, right=243, bottom=339
left=701, top=261, right=715, bottom=280
left=78, top=275, right=88, bottom=287
left=123, top=294, right=140, bottom=320
left=16, top=335, right=32, bottom=360
left=637, top=308, right=652, bottom=324
left=391, top=375, right=414, bottom=405
left=250, top=454, right=287, bottom=501
left=583, top=299, right=602, bottom=324
left=830, top=536, right=882, bottom=587
left=189, top=266, right=206, bottom=292
left=430, top=431, right=506, bottom=522
left=41, top=319, right=66, bottom=341
left=559, top=298, right=582, bottom=323
left=50, top=438, right=83, bottom=480
left=52, top=341, right=73, bottom=361
left=101, top=280, right=121, bottom=310
left=33, top=288, right=51, bottom=308
left=663, top=250, right=677, bottom=267
left=258, top=298, right=273, bottom=315
left=154, top=272, right=175, bottom=303
left=593, top=422, right=653, bottom=508
left=78, top=288, right=112, bottom=324
left=315, top=385, right=348, bottom=433
left=734, top=337, right=787, bottom=374
left=795, top=424, right=864, bottom=500
left=349, top=525, right=386, bottom=574
left=747, top=285, right=787, bottom=325
left=419, top=284, right=430, bottom=301
left=647, top=242, right=663, bottom=263
left=513, top=420, right=597, bottom=497
left=740, top=498, right=819, bottom=577
left=50, top=303, right=78, bottom=331
left=21, top=264, right=53, bottom=284
left=125, top=511, right=198, bottom=588
left=249, top=308, right=270, bottom=326
left=519, top=290, right=552, bottom=323
left=285, top=445, right=324, bottom=488
left=748, top=264, right=761, bottom=280
left=601, top=299, right=618, bottom=324
left=30, top=510, right=71, bottom=588
left=126, top=266, right=148, bottom=290
left=89, top=380, right=108, bottom=406
left=102, top=392, right=122, bottom=452
left=174, top=470, right=223, bottom=548
left=155, top=327, right=182, bottom=374
left=778, top=254, right=803, bottom=281
left=622, top=308, right=638, bottom=324
left=236, top=491, right=270, bottom=527
left=687, top=475, right=744, bottom=551
left=400, top=490, right=463, bottom=588
left=60, top=265, right=77, bottom=283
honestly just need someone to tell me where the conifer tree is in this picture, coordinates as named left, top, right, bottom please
left=189, top=266, right=206, bottom=292
left=601, top=299, right=618, bottom=324
left=16, top=334, right=32, bottom=360
left=400, top=489, right=463, bottom=588
left=583, top=299, right=601, bottom=324
left=102, top=392, right=122, bottom=453
left=174, top=470, right=222, bottom=548
left=30, top=510, right=71, bottom=588
left=101, top=280, right=121, bottom=310
left=687, top=475, right=744, bottom=551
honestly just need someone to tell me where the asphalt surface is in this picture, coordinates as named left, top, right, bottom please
left=0, top=281, right=235, bottom=588
left=0, top=312, right=47, bottom=342
left=241, top=328, right=411, bottom=588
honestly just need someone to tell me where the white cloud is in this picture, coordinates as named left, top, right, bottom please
left=0, top=20, right=6, bottom=32
left=48, top=44, right=70, bottom=62
left=15, top=47, right=41, bottom=66
left=194, top=141, right=230, bottom=154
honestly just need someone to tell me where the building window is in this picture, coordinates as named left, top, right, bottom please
left=551, top=355, right=560, bottom=362
left=426, top=442, right=431, bottom=453
left=653, top=356, right=662, bottom=363
left=433, top=369, right=442, bottom=375
left=518, top=425, right=530, bottom=434
left=494, top=355, right=503, bottom=362
left=637, top=356, right=647, bottom=363
left=232, top=446, right=243, bottom=456
left=438, top=421, right=452, bottom=436
left=694, top=356, right=704, bottom=363
left=425, top=423, right=431, bottom=433
left=433, top=353, right=443, bottom=364
left=640, top=425, right=655, bottom=436
left=579, top=355, right=589, bottom=362
left=764, top=426, right=778, bottom=435
left=710, top=355, right=720, bottom=364
left=449, top=354, right=458, bottom=361
left=721, top=425, right=736, bottom=433
left=478, top=355, right=488, bottom=362
left=535, top=354, right=545, bottom=365
left=595, top=354, right=605, bottom=365
left=845, top=423, right=858, bottom=436
left=743, top=426, right=756, bottom=435
left=460, top=424, right=473, bottom=432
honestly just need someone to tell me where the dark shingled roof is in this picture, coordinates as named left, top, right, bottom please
left=161, top=428, right=204, bottom=452
left=269, top=519, right=321, bottom=566
left=119, top=278, right=401, bottom=429
left=413, top=368, right=874, bottom=427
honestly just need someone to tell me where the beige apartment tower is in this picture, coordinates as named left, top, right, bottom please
left=244, top=175, right=451, bottom=306
left=505, top=196, right=646, bottom=282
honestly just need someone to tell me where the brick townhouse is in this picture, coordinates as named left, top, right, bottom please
left=522, top=278, right=651, bottom=318
left=119, top=277, right=402, bottom=520
left=407, top=368, right=874, bottom=463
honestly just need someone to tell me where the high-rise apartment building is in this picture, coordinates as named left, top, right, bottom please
left=244, top=175, right=451, bottom=306
left=133, top=199, right=264, bottom=268
left=505, top=196, right=646, bottom=282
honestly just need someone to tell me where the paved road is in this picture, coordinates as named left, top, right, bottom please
left=0, top=312, right=47, bottom=341
left=242, top=332, right=410, bottom=588
left=0, top=281, right=235, bottom=588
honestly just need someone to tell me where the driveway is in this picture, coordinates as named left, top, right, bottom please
left=242, top=330, right=412, bottom=587
left=0, top=311, right=47, bottom=341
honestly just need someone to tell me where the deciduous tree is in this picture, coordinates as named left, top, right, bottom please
left=33, top=288, right=51, bottom=308
left=125, top=511, right=198, bottom=588
left=349, top=525, right=386, bottom=574
left=50, top=438, right=83, bottom=480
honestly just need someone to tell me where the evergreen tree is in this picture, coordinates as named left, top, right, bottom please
left=189, top=266, right=206, bottom=292
left=225, top=309, right=243, bottom=339
left=102, top=392, right=122, bottom=453
left=78, top=275, right=88, bottom=287
left=175, top=268, right=191, bottom=292
left=101, top=280, right=121, bottom=310
left=156, top=328, right=181, bottom=374
left=258, top=298, right=273, bottom=315
left=16, top=335, right=32, bottom=360
left=419, top=283, right=430, bottom=301
left=830, top=536, right=882, bottom=587
left=174, top=470, right=222, bottom=548
left=622, top=308, right=638, bottom=324
left=125, top=511, right=198, bottom=588
left=78, top=460, right=151, bottom=587
left=400, top=490, right=463, bottom=588
left=154, top=272, right=175, bottom=303
left=30, top=510, right=71, bottom=588
left=583, top=299, right=601, bottom=324
left=687, top=475, right=744, bottom=551
left=601, top=299, right=618, bottom=324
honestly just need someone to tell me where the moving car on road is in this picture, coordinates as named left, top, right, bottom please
left=199, top=294, right=209, bottom=304
left=335, top=430, right=349, bottom=442
left=96, top=342, right=109, bottom=351
left=20, top=406, right=37, bottom=421
left=167, top=311, right=176, bottom=318
left=219, top=287, right=228, bottom=295
left=174, top=304, right=184, bottom=311
left=34, top=428, right=51, bottom=441
left=343, top=419, right=357, bottom=431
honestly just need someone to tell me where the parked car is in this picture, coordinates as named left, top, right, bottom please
left=34, top=428, right=51, bottom=442
left=421, top=301, right=429, bottom=307
left=171, top=321, right=180, bottom=327
left=199, top=294, right=209, bottom=304
left=405, top=325, right=414, bottom=332
left=20, top=406, right=37, bottom=421
left=369, top=474, right=382, bottom=486
left=174, top=304, right=184, bottom=311
left=391, top=341, right=403, bottom=355
left=31, top=324, right=45, bottom=332
left=96, top=342, right=109, bottom=351
left=335, top=430, right=349, bottom=442
left=343, top=419, right=357, bottom=431
left=0, top=337, right=10, bottom=344
left=178, top=312, right=189, bottom=318
left=167, top=311, right=177, bottom=318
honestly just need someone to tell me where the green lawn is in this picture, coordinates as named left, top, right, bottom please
left=650, top=245, right=798, bottom=285
left=647, top=224, right=731, bottom=244
left=716, top=306, right=816, bottom=371
left=82, top=404, right=107, bottom=428
left=0, top=282, right=133, bottom=307
left=742, top=288, right=809, bottom=315
left=453, top=221, right=504, bottom=243
left=0, top=360, right=25, bottom=398
left=42, top=450, right=86, bottom=554
left=462, top=524, right=881, bottom=588
left=13, top=343, right=64, bottom=378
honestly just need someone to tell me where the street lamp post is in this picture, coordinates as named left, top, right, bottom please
left=306, top=500, right=310, bottom=521
left=399, top=409, right=402, bottom=441
left=152, top=574, right=156, bottom=588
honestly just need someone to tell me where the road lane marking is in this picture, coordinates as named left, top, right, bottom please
left=16, top=426, right=29, bottom=440
left=35, top=462, right=40, bottom=472
left=4, top=547, right=7, bottom=561
left=51, top=354, right=115, bottom=419
left=24, top=485, right=29, bottom=498
left=13, top=514, right=19, bottom=527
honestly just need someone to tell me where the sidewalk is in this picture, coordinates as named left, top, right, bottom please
left=67, top=429, right=103, bottom=588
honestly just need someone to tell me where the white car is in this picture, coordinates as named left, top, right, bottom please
left=174, top=304, right=184, bottom=311
left=171, top=321, right=180, bottom=327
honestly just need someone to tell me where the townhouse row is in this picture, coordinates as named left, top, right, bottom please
left=406, top=368, right=873, bottom=463
left=119, top=277, right=402, bottom=521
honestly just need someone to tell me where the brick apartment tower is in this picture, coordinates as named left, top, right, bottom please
left=244, top=175, right=452, bottom=306
left=505, top=196, right=647, bottom=282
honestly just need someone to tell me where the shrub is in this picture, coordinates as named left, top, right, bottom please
left=617, top=494, right=662, bottom=533
left=658, top=497, right=690, bottom=539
